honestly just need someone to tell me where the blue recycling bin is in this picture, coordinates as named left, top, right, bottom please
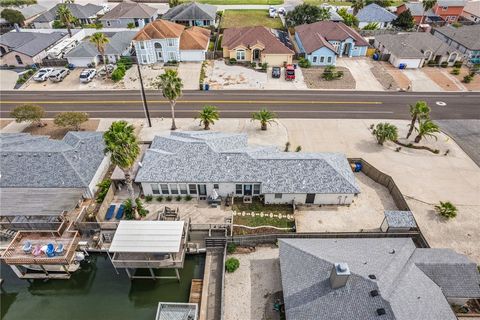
left=354, top=162, right=362, bottom=172
left=399, top=63, right=406, bottom=69
left=373, top=53, right=379, bottom=61
left=205, top=83, right=210, bottom=91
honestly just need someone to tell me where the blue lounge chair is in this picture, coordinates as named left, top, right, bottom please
left=105, top=204, right=116, bottom=220
left=55, top=243, right=64, bottom=255
left=23, top=241, right=32, bottom=254
left=46, top=243, right=55, bottom=257
left=115, top=204, right=125, bottom=220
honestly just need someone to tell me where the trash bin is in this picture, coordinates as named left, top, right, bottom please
left=200, top=83, right=204, bottom=90
left=373, top=53, right=379, bottom=61
left=205, top=83, right=210, bottom=91
left=354, top=162, right=362, bottom=172
left=399, top=63, right=406, bottom=70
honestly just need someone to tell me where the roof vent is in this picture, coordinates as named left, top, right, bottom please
left=369, top=274, right=377, bottom=279
left=329, top=262, right=350, bottom=289
left=370, top=290, right=379, bottom=297
left=377, top=308, right=386, bottom=316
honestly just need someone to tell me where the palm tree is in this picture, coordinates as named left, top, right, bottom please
left=154, top=69, right=183, bottom=130
left=90, top=32, right=109, bottom=69
left=351, top=0, right=365, bottom=15
left=414, top=118, right=440, bottom=143
left=373, top=122, right=398, bottom=145
left=57, top=4, right=75, bottom=37
left=251, top=109, right=277, bottom=131
left=406, top=101, right=431, bottom=139
left=435, top=201, right=457, bottom=219
left=103, top=121, right=141, bottom=219
left=418, top=0, right=437, bottom=31
left=197, top=105, right=219, bottom=130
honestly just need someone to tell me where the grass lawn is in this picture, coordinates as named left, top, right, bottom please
left=304, top=0, right=404, bottom=6
left=234, top=215, right=295, bottom=228
left=233, top=198, right=293, bottom=215
left=220, top=10, right=284, bottom=29
left=181, top=0, right=283, bottom=4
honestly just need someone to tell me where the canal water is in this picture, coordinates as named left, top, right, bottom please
left=1, top=253, right=205, bottom=320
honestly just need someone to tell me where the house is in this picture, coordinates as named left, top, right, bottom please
left=32, top=3, right=104, bottom=29
left=0, top=132, right=109, bottom=199
left=65, top=31, right=136, bottom=67
left=375, top=32, right=463, bottom=68
left=135, top=132, right=360, bottom=205
left=295, top=21, right=368, bottom=66
left=0, top=4, right=47, bottom=27
left=279, top=238, right=480, bottom=320
left=133, top=19, right=210, bottom=63
left=396, top=2, right=443, bottom=25
left=162, top=2, right=217, bottom=27
left=432, top=0, right=467, bottom=23
left=397, top=1, right=466, bottom=25
left=356, top=3, right=397, bottom=29
left=432, top=24, right=480, bottom=64
left=461, top=0, right=480, bottom=23
left=222, top=26, right=294, bottom=66
left=99, top=2, right=158, bottom=28
left=0, top=30, right=67, bottom=66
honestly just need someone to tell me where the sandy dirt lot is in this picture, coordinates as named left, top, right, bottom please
left=22, top=119, right=100, bottom=139
left=224, top=246, right=281, bottom=320
left=451, top=66, right=480, bottom=91
left=422, top=68, right=464, bottom=91
left=302, top=66, right=355, bottom=89
left=381, top=62, right=411, bottom=90
left=295, top=172, right=398, bottom=232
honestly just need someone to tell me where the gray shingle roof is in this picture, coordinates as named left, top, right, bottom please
left=33, top=3, right=103, bottom=23
left=279, top=238, right=480, bottom=320
left=376, top=32, right=459, bottom=58
left=402, top=2, right=437, bottom=16
left=0, top=132, right=106, bottom=188
left=162, top=2, right=217, bottom=21
left=99, top=2, right=157, bottom=20
left=356, top=3, right=397, bottom=23
left=384, top=210, right=417, bottom=228
left=434, top=24, right=480, bottom=50
left=65, top=31, right=136, bottom=58
left=0, top=31, right=66, bottom=57
left=135, top=131, right=359, bottom=195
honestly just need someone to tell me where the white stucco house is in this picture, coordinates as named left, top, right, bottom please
left=133, top=19, right=210, bottom=63
left=135, top=132, right=360, bottom=205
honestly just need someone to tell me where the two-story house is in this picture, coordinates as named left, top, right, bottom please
left=294, top=21, right=368, bottom=66
left=432, top=0, right=467, bottom=23
left=133, top=19, right=210, bottom=63
left=397, top=0, right=466, bottom=25
left=99, top=2, right=158, bottom=28
left=432, top=24, right=480, bottom=64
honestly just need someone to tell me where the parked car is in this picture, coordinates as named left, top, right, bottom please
left=277, top=7, right=286, bottom=15
left=285, top=64, right=295, bottom=81
left=79, top=69, right=97, bottom=83
left=33, top=68, right=54, bottom=82
left=272, top=66, right=281, bottom=78
left=97, top=64, right=115, bottom=76
left=48, top=68, right=70, bottom=82
left=269, top=6, right=276, bottom=18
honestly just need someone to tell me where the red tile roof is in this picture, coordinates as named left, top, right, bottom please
left=180, top=26, right=210, bottom=50
left=133, top=19, right=185, bottom=41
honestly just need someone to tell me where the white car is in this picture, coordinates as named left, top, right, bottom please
left=48, top=68, right=70, bottom=82
left=269, top=7, right=277, bottom=18
left=277, top=7, right=286, bottom=15
left=33, top=68, right=54, bottom=82
left=79, top=69, right=97, bottom=83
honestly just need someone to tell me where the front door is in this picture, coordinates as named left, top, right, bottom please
left=253, top=49, right=260, bottom=60
left=306, top=194, right=315, bottom=204
left=243, top=184, right=252, bottom=196
left=198, top=184, right=207, bottom=196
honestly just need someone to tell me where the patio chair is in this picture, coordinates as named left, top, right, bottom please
left=105, top=204, right=116, bottom=220
left=22, top=241, right=32, bottom=254
left=115, top=204, right=125, bottom=220
left=55, top=243, right=64, bottom=255
left=46, top=243, right=55, bottom=257
left=32, top=245, right=42, bottom=256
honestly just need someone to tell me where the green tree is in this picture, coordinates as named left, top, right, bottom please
left=362, top=22, right=379, bottom=30
left=406, top=101, right=431, bottom=139
left=366, top=0, right=392, bottom=7
left=286, top=4, right=331, bottom=27
left=103, top=121, right=141, bottom=219
left=10, top=104, right=44, bottom=127
left=414, top=118, right=439, bottom=143
left=251, top=109, right=277, bottom=131
left=90, top=32, right=109, bottom=70
left=338, top=8, right=359, bottom=27
left=54, top=111, right=89, bottom=131
left=197, top=105, right=219, bottom=130
left=1, top=8, right=25, bottom=25
left=351, top=0, right=365, bottom=15
left=154, top=69, right=183, bottom=130
left=435, top=201, right=457, bottom=219
left=392, top=9, right=415, bottom=30
left=168, top=0, right=180, bottom=8
left=127, top=22, right=135, bottom=29
left=418, top=0, right=437, bottom=31
left=123, top=198, right=148, bottom=220
left=57, top=4, right=76, bottom=37
left=225, top=257, right=240, bottom=273
left=373, top=122, right=398, bottom=145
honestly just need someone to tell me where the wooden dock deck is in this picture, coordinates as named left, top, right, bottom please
left=189, top=279, right=203, bottom=305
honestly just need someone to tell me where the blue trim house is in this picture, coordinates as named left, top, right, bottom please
left=295, top=21, right=369, bottom=66
left=432, top=25, right=480, bottom=65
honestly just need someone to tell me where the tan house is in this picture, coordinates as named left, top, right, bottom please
left=222, top=26, right=294, bottom=66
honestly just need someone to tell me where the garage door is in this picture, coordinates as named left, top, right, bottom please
left=180, top=50, right=205, bottom=62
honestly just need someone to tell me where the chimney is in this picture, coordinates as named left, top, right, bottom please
left=329, top=262, right=350, bottom=289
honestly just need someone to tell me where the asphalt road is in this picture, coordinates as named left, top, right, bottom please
left=1, top=90, right=479, bottom=119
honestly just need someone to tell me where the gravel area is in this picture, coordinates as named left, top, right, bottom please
left=301, top=67, right=355, bottom=89
left=23, top=119, right=100, bottom=139
left=370, top=65, right=399, bottom=91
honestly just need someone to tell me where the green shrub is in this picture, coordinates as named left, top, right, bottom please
left=156, top=195, right=164, bottom=202
left=295, top=146, right=302, bottom=152
left=185, top=194, right=192, bottom=201
left=451, top=68, right=460, bottom=75
left=95, top=179, right=111, bottom=203
left=111, top=65, right=126, bottom=82
left=322, top=66, right=342, bottom=81
left=145, top=195, right=153, bottom=202
left=298, top=57, right=311, bottom=68
left=52, top=20, right=64, bottom=28
left=435, top=201, right=457, bottom=219
left=0, top=0, right=37, bottom=6
left=440, top=61, right=448, bottom=68
left=453, top=61, right=463, bottom=68
left=227, top=243, right=237, bottom=254
left=16, top=69, right=34, bottom=85
left=427, top=60, right=435, bottom=67
left=117, top=57, right=132, bottom=70
left=175, top=195, right=182, bottom=201
left=229, top=58, right=237, bottom=64
left=225, top=257, right=240, bottom=273
left=123, top=198, right=149, bottom=219
left=166, top=195, right=173, bottom=202
left=250, top=62, right=257, bottom=68
left=261, top=62, right=268, bottom=70
left=463, top=75, right=473, bottom=83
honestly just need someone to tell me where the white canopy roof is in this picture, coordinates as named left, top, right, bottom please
left=109, top=221, right=184, bottom=253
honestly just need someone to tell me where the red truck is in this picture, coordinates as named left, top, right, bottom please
left=285, top=64, right=295, bottom=81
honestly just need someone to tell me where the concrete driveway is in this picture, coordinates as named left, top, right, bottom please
left=402, top=69, right=442, bottom=91
left=336, top=58, right=384, bottom=91
left=0, top=70, right=18, bottom=90
left=177, top=62, right=202, bottom=90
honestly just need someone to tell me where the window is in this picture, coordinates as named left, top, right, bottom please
left=274, top=193, right=282, bottom=199
left=179, top=184, right=188, bottom=194
left=213, top=184, right=219, bottom=189
left=160, top=184, right=169, bottom=194
left=235, top=184, right=242, bottom=195
left=236, top=50, right=245, bottom=61
left=204, top=20, right=210, bottom=26
left=169, top=184, right=179, bottom=194
left=327, top=56, right=332, bottom=63
left=141, top=55, right=147, bottom=64
left=253, top=184, right=260, bottom=195
left=168, top=51, right=176, bottom=61
left=313, top=56, right=317, bottom=63
left=106, top=21, right=111, bottom=27
left=442, top=6, right=448, bottom=11
left=167, top=39, right=175, bottom=46
left=151, top=184, right=160, bottom=195
left=189, top=184, right=197, bottom=194
left=320, top=56, right=325, bottom=63
left=15, top=55, right=23, bottom=65
left=140, top=42, right=145, bottom=49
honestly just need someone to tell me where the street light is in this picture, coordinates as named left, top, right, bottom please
left=137, top=63, right=152, bottom=127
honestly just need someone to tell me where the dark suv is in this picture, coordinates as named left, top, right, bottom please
left=272, top=66, right=281, bottom=78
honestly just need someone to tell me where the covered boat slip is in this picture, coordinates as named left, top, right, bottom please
left=1, top=230, right=80, bottom=279
left=108, top=221, right=188, bottom=280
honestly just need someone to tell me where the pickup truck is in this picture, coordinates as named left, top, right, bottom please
left=285, top=64, right=295, bottom=81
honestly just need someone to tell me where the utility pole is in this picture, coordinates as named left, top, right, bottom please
left=137, top=63, right=152, bottom=127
